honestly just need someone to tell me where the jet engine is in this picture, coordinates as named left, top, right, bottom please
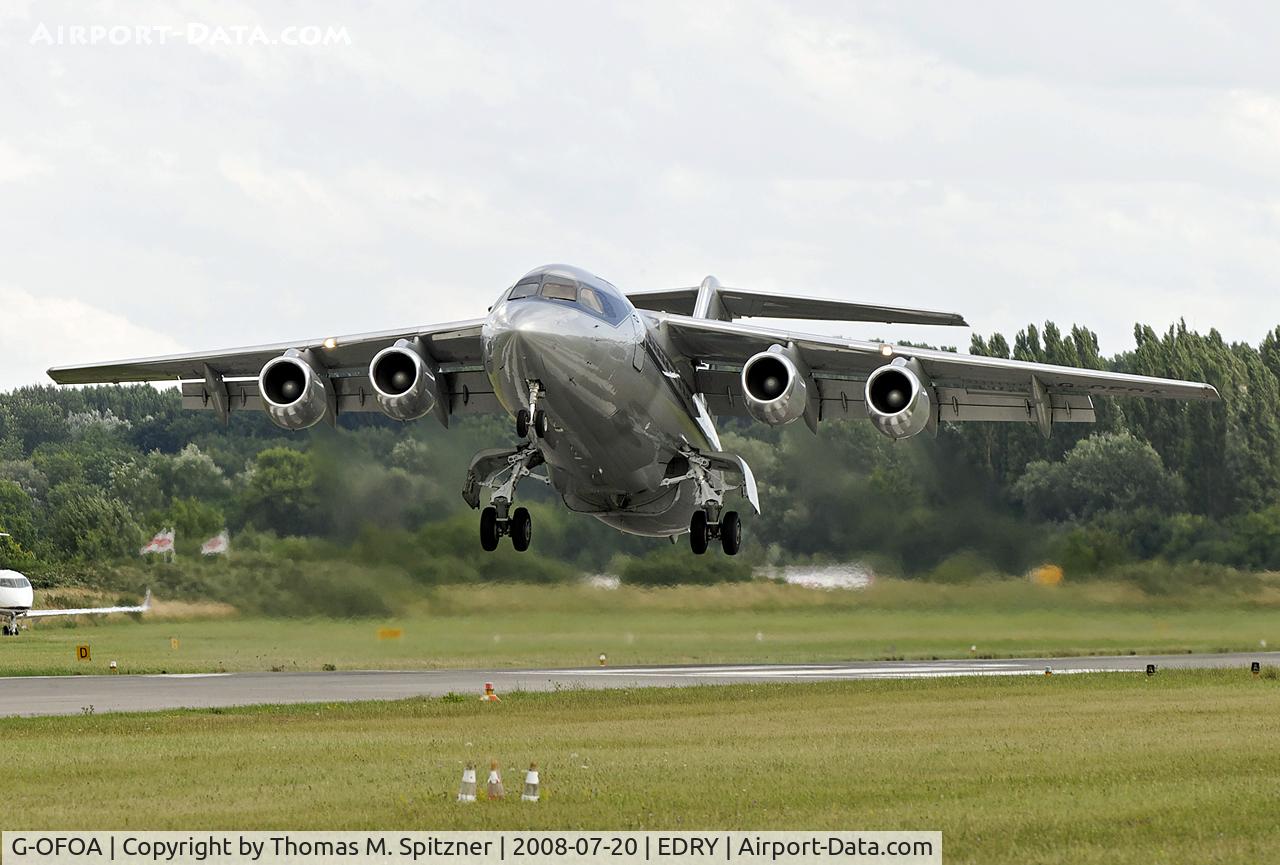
left=864, top=357, right=934, bottom=439
left=741, top=348, right=810, bottom=426
left=258, top=349, right=331, bottom=430
left=369, top=338, right=442, bottom=422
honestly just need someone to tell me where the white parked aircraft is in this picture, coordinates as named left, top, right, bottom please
left=49, top=265, right=1219, bottom=556
left=0, top=569, right=150, bottom=636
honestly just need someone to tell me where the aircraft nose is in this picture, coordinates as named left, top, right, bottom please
left=487, top=301, right=565, bottom=376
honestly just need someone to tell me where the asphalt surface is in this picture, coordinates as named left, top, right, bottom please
left=0, top=652, right=1273, bottom=717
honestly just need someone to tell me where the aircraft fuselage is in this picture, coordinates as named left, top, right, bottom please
left=482, top=264, right=721, bottom=537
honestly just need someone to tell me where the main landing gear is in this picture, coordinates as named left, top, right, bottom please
left=480, top=504, right=532, bottom=552
left=464, top=442, right=548, bottom=552
left=661, top=449, right=745, bottom=556
left=688, top=507, right=742, bottom=556
left=464, top=383, right=551, bottom=553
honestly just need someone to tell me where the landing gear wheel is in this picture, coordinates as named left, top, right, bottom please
left=689, top=510, right=709, bottom=555
left=533, top=410, right=549, bottom=439
left=2, top=625, right=10, bottom=636
left=515, top=410, right=530, bottom=439
left=720, top=511, right=742, bottom=556
left=511, top=507, right=532, bottom=552
left=479, top=506, right=499, bottom=552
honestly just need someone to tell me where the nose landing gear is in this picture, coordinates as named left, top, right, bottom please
left=515, top=381, right=550, bottom=440
left=3, top=614, right=20, bottom=636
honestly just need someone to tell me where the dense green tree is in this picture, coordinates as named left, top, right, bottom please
left=41, top=482, right=141, bottom=561
left=0, top=480, right=38, bottom=551
left=1014, top=433, right=1185, bottom=522
left=240, top=447, right=321, bottom=535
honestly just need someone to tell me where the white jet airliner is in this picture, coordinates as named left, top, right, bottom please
left=49, top=265, right=1219, bottom=556
left=0, top=566, right=150, bottom=636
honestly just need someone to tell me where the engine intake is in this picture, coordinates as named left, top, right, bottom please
left=258, top=350, right=330, bottom=430
left=369, top=338, right=441, bottom=422
left=741, top=349, right=809, bottom=426
left=865, top=358, right=934, bottom=439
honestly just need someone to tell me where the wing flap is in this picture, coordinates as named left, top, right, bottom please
left=180, top=368, right=501, bottom=417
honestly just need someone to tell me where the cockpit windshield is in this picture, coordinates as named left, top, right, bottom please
left=0, top=576, right=30, bottom=589
left=541, top=279, right=577, bottom=302
left=505, top=271, right=630, bottom=326
left=508, top=280, right=539, bottom=300
left=578, top=286, right=605, bottom=315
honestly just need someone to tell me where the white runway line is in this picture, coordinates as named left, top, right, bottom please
left=143, top=673, right=233, bottom=678
left=534, top=661, right=1086, bottom=680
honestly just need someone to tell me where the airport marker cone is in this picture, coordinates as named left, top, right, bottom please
left=457, top=763, right=477, bottom=802
left=522, top=763, right=540, bottom=802
left=599, top=653, right=607, bottom=667
left=486, top=761, right=505, bottom=800
left=1043, top=666, right=1052, bottom=676
left=481, top=682, right=501, bottom=702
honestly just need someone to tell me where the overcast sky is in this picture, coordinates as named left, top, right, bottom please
left=3, top=1, right=1280, bottom=389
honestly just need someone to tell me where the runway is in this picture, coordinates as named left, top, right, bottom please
left=0, top=651, right=1272, bottom=717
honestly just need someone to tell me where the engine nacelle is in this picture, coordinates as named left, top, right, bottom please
left=258, top=349, right=331, bottom=430
left=865, top=357, right=934, bottom=439
left=369, top=338, right=441, bottom=422
left=741, top=349, right=810, bottom=426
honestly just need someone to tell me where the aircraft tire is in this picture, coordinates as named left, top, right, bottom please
left=480, top=506, right=500, bottom=552
left=689, top=510, right=709, bottom=555
left=720, top=511, right=742, bottom=556
left=533, top=410, right=549, bottom=438
left=511, top=507, right=532, bottom=552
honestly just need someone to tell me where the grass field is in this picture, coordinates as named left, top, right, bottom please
left=4, top=581, right=1277, bottom=676
left=5, top=671, right=1278, bottom=864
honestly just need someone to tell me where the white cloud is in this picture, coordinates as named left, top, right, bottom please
left=0, top=141, right=50, bottom=184
left=0, top=285, right=186, bottom=389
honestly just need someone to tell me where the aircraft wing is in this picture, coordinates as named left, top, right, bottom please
left=629, top=287, right=967, bottom=327
left=47, top=319, right=502, bottom=419
left=24, top=590, right=151, bottom=619
left=658, top=314, right=1220, bottom=428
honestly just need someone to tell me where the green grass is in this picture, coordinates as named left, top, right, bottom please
left=5, top=671, right=1279, bottom=864
left=4, top=581, right=1278, bottom=676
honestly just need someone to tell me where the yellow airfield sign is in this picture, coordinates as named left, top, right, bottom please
left=76, top=644, right=91, bottom=661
